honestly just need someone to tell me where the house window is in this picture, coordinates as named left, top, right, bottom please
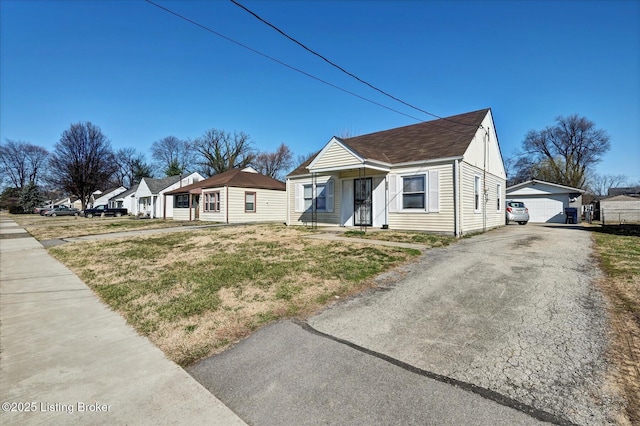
left=175, top=194, right=189, bottom=208
left=496, top=184, right=501, bottom=211
left=297, top=181, right=334, bottom=213
left=303, top=184, right=313, bottom=211
left=245, top=192, right=256, bottom=213
left=204, top=192, right=220, bottom=212
left=303, top=183, right=327, bottom=210
left=402, top=176, right=425, bottom=209
left=474, top=176, right=481, bottom=212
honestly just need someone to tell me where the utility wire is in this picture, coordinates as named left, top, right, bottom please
left=230, top=0, right=478, bottom=128
left=144, top=0, right=423, bottom=122
left=144, top=0, right=474, bottom=135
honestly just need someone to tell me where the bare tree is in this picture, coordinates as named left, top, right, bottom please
left=519, top=115, right=610, bottom=188
left=587, top=173, right=628, bottom=197
left=0, top=139, right=49, bottom=188
left=151, top=136, right=194, bottom=176
left=253, top=143, right=294, bottom=181
left=48, top=122, right=117, bottom=210
left=193, top=129, right=255, bottom=176
left=114, top=148, right=154, bottom=187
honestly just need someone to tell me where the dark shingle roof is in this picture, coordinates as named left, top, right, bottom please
left=166, top=169, right=285, bottom=195
left=143, top=175, right=183, bottom=194
left=288, top=108, right=490, bottom=176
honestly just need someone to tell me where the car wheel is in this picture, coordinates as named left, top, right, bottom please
left=51, top=213, right=57, bottom=217
left=505, top=218, right=510, bottom=225
left=518, top=221, right=527, bottom=225
left=74, top=212, right=78, bottom=216
left=115, top=212, right=122, bottom=217
left=86, top=213, right=93, bottom=218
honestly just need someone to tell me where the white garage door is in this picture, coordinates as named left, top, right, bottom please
left=516, top=195, right=567, bottom=223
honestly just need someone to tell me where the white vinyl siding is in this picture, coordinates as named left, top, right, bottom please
left=388, top=165, right=454, bottom=234
left=311, top=142, right=361, bottom=170
left=460, top=162, right=505, bottom=233
left=289, top=176, right=340, bottom=226
left=196, top=187, right=285, bottom=223
left=295, top=180, right=334, bottom=213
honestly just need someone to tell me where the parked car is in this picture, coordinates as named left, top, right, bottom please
left=33, top=206, right=48, bottom=214
left=506, top=200, right=529, bottom=225
left=82, top=204, right=128, bottom=218
left=44, top=206, right=80, bottom=217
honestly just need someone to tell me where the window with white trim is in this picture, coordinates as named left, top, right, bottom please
left=204, top=192, right=220, bottom=212
left=298, top=180, right=334, bottom=213
left=496, top=184, right=501, bottom=211
left=402, top=176, right=425, bottom=209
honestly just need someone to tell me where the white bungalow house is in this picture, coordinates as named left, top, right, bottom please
left=133, top=173, right=204, bottom=218
left=286, top=108, right=506, bottom=236
left=92, top=186, right=127, bottom=207
left=109, top=185, right=138, bottom=212
left=166, top=167, right=286, bottom=223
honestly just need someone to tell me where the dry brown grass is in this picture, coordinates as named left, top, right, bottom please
left=12, top=214, right=200, bottom=240
left=592, top=228, right=640, bottom=425
left=48, top=224, right=422, bottom=366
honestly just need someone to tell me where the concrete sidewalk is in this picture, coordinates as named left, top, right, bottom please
left=0, top=217, right=246, bottom=425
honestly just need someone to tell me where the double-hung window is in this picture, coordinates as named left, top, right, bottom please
left=204, top=192, right=220, bottom=212
left=402, top=176, right=425, bottom=209
left=304, top=183, right=326, bottom=210
left=496, top=184, right=501, bottom=211
left=297, top=180, right=334, bottom=213
left=245, top=192, right=256, bottom=213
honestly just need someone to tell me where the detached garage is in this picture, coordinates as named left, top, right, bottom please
left=506, top=179, right=584, bottom=223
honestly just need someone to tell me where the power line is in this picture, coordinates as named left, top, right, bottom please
left=144, top=0, right=474, bottom=136
left=230, top=0, right=478, bottom=129
left=144, top=0, right=424, bottom=122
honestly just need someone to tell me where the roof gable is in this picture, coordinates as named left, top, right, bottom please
left=308, top=137, right=365, bottom=171
left=507, top=179, right=585, bottom=195
left=288, top=108, right=490, bottom=176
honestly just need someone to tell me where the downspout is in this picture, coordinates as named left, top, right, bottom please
left=163, top=194, right=167, bottom=219
left=226, top=185, right=229, bottom=224
left=286, top=178, right=291, bottom=226
left=483, top=127, right=488, bottom=233
left=454, top=159, right=460, bottom=237
left=383, top=175, right=389, bottom=229
left=188, top=193, right=192, bottom=221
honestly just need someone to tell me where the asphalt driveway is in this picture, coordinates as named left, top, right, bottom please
left=189, top=224, right=622, bottom=425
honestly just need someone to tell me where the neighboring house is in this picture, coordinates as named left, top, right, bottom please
left=607, top=186, right=640, bottom=197
left=92, top=186, right=127, bottom=207
left=600, top=195, right=640, bottom=224
left=287, top=108, right=506, bottom=236
left=133, top=173, right=204, bottom=218
left=109, top=185, right=138, bottom=212
left=166, top=167, right=286, bottom=223
left=54, top=197, right=75, bottom=208
left=506, top=179, right=584, bottom=223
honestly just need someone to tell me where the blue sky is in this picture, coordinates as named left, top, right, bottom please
left=1, top=0, right=638, bottom=182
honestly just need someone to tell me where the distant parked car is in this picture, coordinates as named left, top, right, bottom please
left=506, top=200, right=529, bottom=225
left=39, top=206, right=57, bottom=216
left=33, top=206, right=48, bottom=214
left=81, top=204, right=128, bottom=218
left=44, top=206, right=80, bottom=217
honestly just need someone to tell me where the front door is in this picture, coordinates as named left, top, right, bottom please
left=354, top=178, right=372, bottom=226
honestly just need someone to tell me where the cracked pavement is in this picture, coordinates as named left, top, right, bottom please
left=309, top=224, right=622, bottom=425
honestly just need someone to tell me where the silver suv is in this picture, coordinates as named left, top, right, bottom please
left=506, top=200, right=529, bottom=225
